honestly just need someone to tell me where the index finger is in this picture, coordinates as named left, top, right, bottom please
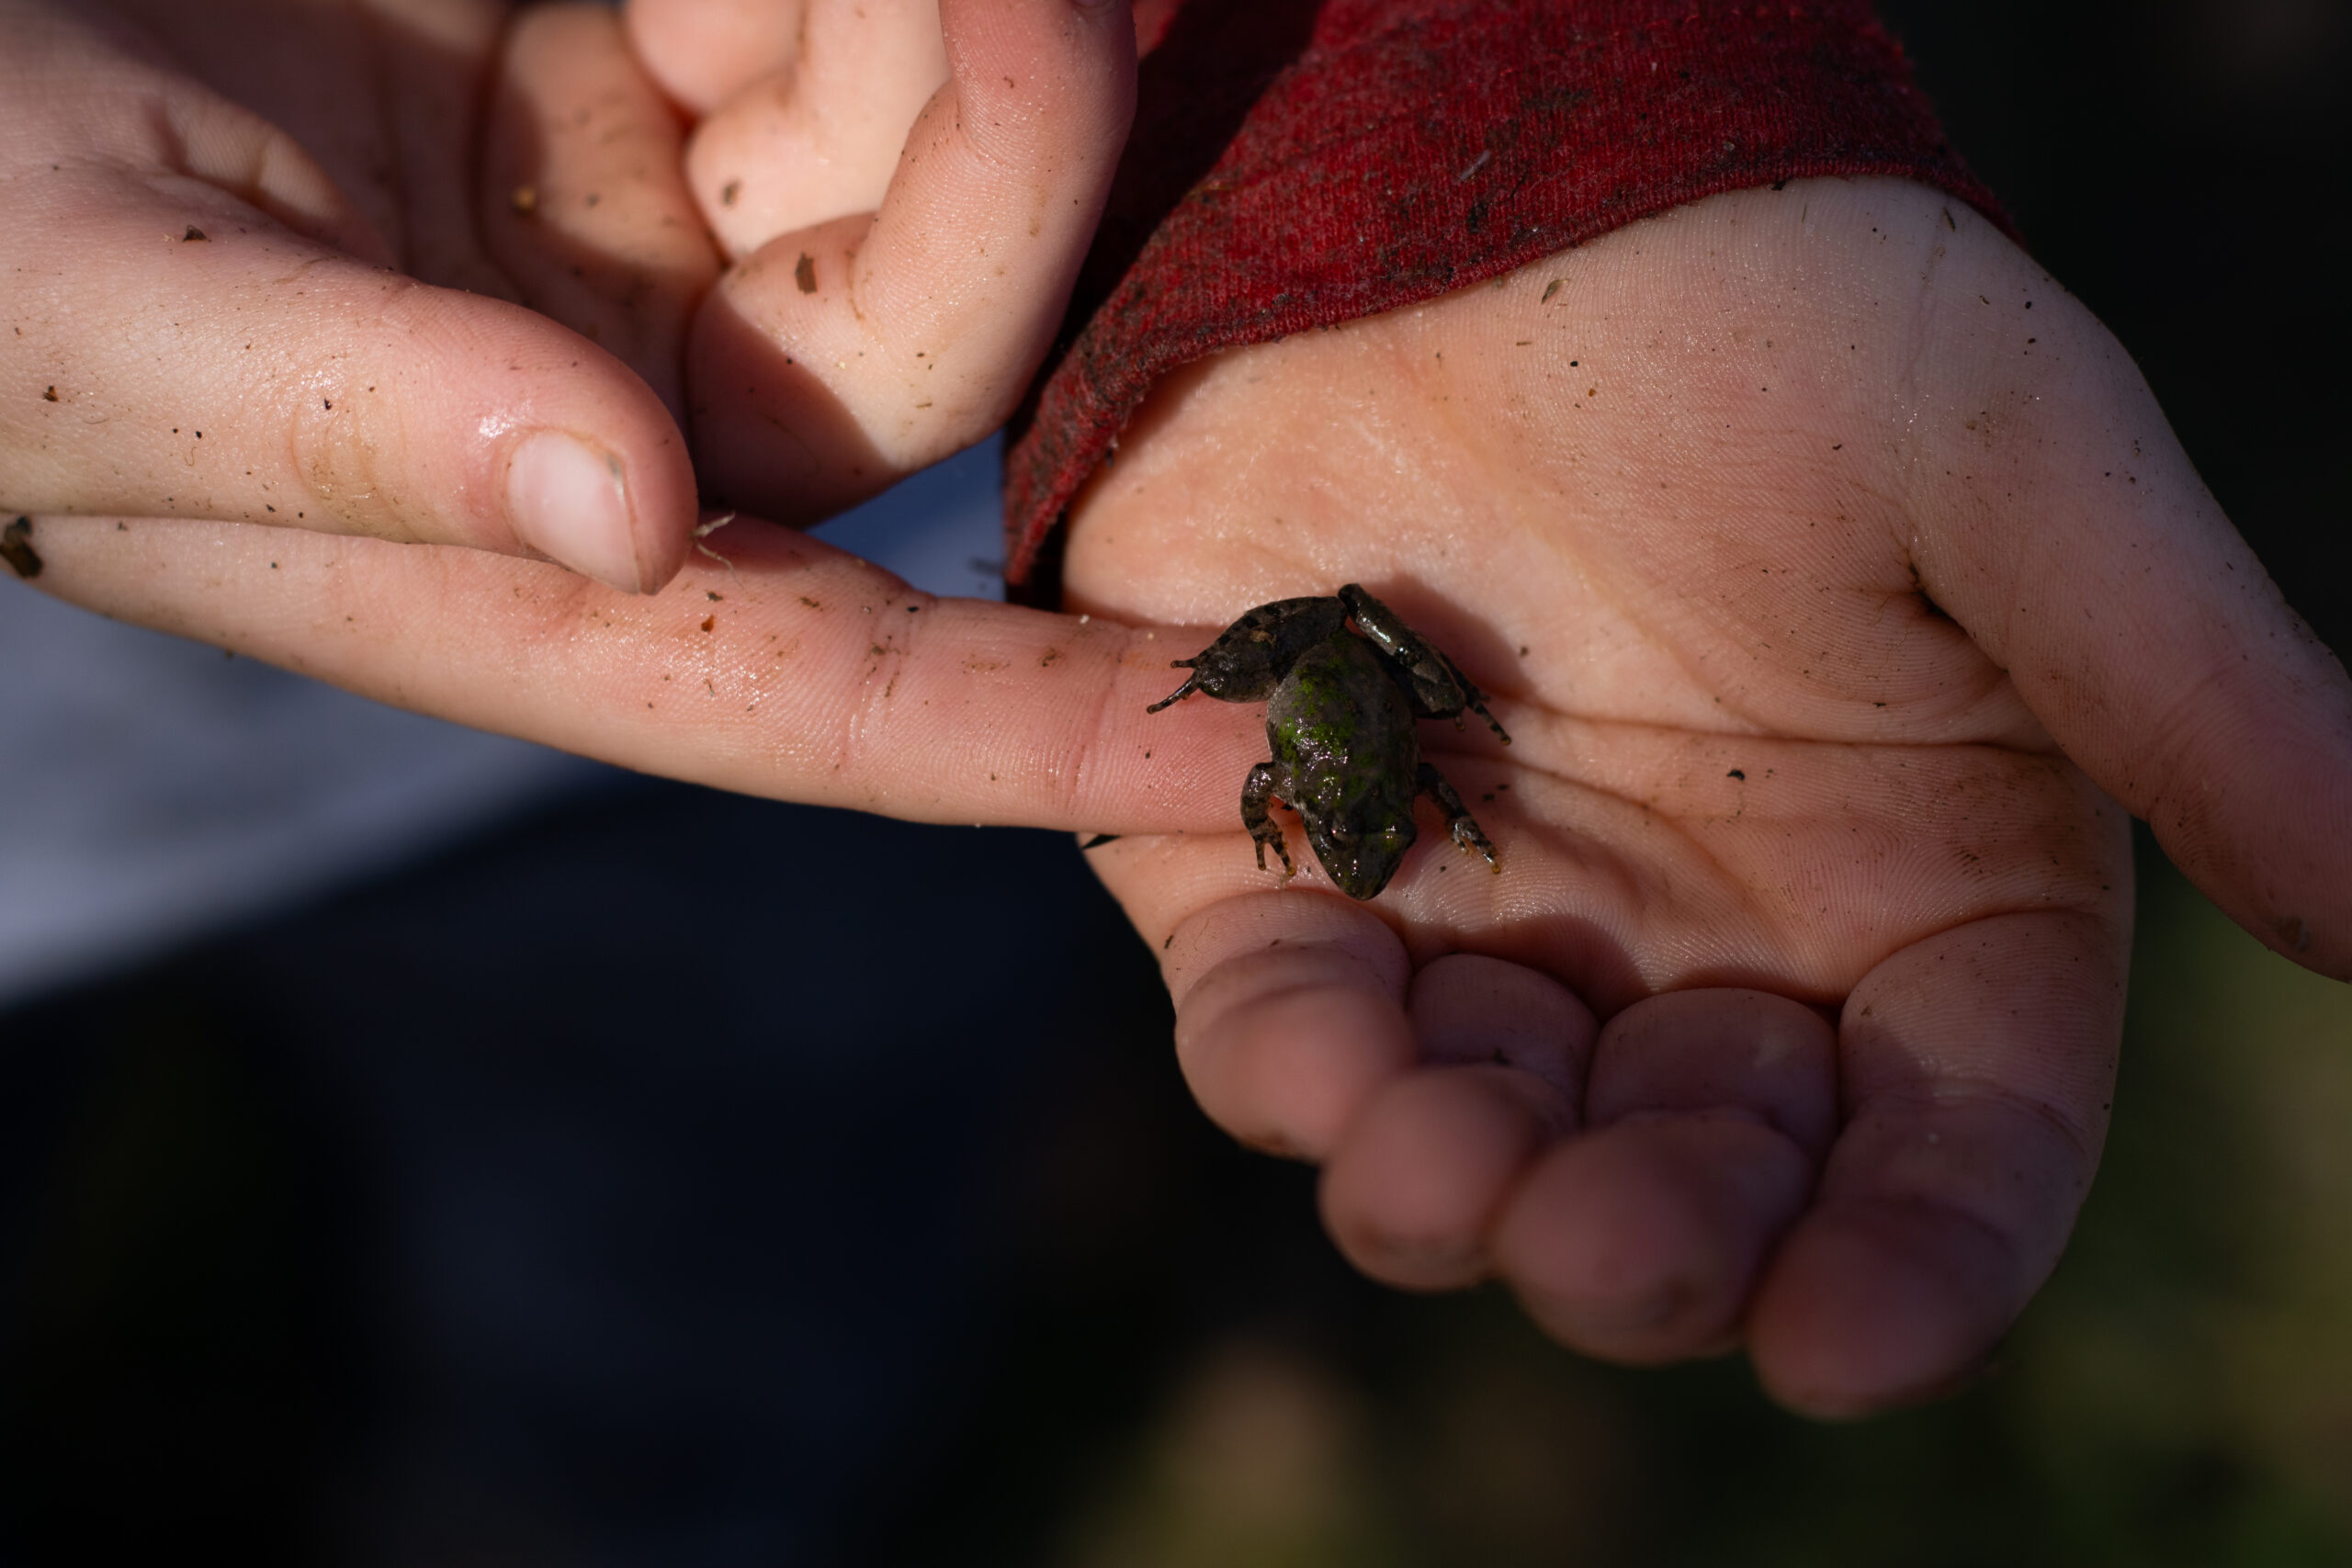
left=19, top=510, right=1252, bottom=833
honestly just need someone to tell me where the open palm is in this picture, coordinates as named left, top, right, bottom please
left=1058, top=177, right=2350, bottom=1413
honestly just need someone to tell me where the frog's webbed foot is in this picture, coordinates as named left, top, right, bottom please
left=1417, top=762, right=1500, bottom=873
left=1146, top=660, right=1202, bottom=713
left=1241, top=761, right=1296, bottom=880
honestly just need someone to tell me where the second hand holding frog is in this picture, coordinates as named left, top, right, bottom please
left=1146, top=583, right=1510, bottom=899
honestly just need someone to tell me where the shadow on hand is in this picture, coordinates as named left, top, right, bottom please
left=684, top=282, right=898, bottom=528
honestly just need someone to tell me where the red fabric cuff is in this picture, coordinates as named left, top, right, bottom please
left=1003, top=0, right=2001, bottom=589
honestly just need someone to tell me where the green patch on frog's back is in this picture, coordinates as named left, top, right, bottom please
left=1270, top=637, right=1418, bottom=758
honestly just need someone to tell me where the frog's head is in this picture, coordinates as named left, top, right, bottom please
left=1306, top=810, right=1418, bottom=901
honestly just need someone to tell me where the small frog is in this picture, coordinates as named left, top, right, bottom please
left=1148, top=583, right=1510, bottom=900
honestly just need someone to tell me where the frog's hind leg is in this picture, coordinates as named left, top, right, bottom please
left=1338, top=583, right=1511, bottom=745
left=1416, top=762, right=1500, bottom=873
left=1241, top=761, right=1297, bottom=879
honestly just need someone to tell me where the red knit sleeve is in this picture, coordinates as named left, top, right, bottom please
left=1002, top=0, right=2002, bottom=591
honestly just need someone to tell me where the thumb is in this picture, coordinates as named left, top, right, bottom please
left=1909, top=282, right=2352, bottom=977
left=5, top=167, right=699, bottom=594
left=2, top=41, right=697, bottom=594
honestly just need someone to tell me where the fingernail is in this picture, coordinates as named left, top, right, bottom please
left=505, top=431, right=642, bottom=593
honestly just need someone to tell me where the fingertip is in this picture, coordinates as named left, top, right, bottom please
left=503, top=428, right=689, bottom=594
left=1745, top=915, right=2118, bottom=1416
left=1319, top=1066, right=1563, bottom=1291
left=1494, top=1117, right=1811, bottom=1366
left=390, top=295, right=697, bottom=586
left=1407, top=953, right=1598, bottom=1103
left=2158, top=710, right=2352, bottom=982
left=1167, top=896, right=1413, bottom=1160
left=1587, top=987, right=1839, bottom=1156
left=1179, top=975, right=1414, bottom=1160
left=1747, top=1200, right=2019, bottom=1418
left=625, top=0, right=802, bottom=117
left=935, top=0, right=1137, bottom=169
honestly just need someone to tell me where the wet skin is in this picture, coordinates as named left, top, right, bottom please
left=1148, top=584, right=1510, bottom=899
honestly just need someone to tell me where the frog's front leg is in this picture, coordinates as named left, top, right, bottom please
left=1337, top=583, right=1510, bottom=745
left=1241, top=761, right=1297, bottom=878
left=1416, top=762, right=1500, bottom=873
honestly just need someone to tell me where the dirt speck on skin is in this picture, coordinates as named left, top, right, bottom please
left=2, top=517, right=40, bottom=580
left=183, top=225, right=207, bottom=242
left=721, top=179, right=741, bottom=208
left=1040, top=647, right=1059, bottom=667
left=41, top=386, right=57, bottom=402
left=795, top=254, right=817, bottom=294
left=701, top=615, right=716, bottom=632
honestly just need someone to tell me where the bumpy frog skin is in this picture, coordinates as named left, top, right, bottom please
left=1148, top=585, right=1510, bottom=899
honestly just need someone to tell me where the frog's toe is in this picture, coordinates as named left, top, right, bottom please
left=1146, top=671, right=1202, bottom=712
left=1250, top=825, right=1295, bottom=878
left=1451, top=817, right=1500, bottom=871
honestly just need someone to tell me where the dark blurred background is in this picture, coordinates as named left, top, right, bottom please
left=4, top=1, right=2347, bottom=1563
